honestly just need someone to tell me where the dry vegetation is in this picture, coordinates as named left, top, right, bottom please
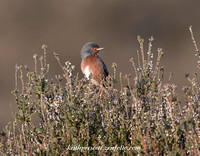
left=0, top=27, right=199, bottom=155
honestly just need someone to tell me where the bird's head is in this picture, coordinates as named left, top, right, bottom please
left=81, top=42, right=103, bottom=59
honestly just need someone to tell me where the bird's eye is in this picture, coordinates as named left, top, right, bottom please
left=91, top=47, right=96, bottom=51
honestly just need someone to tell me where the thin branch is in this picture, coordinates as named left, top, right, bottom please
left=22, top=124, right=31, bottom=156
left=189, top=26, right=199, bottom=53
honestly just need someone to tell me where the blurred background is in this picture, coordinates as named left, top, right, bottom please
left=0, top=0, right=200, bottom=130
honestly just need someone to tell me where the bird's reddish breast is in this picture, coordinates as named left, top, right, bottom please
left=81, top=55, right=106, bottom=83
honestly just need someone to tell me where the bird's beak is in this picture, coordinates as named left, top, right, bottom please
left=96, top=48, right=104, bottom=51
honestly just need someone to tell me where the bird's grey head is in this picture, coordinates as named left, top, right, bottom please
left=81, top=42, right=102, bottom=60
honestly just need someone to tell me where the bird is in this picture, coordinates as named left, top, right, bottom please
left=80, top=42, right=109, bottom=95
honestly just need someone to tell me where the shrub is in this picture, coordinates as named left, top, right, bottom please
left=0, top=27, right=199, bottom=155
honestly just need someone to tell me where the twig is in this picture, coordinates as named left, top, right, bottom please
left=22, top=124, right=31, bottom=156
left=137, top=50, right=141, bottom=69
left=41, top=44, right=47, bottom=72
left=15, top=64, right=18, bottom=90
left=189, top=26, right=199, bottom=53
left=40, top=94, right=47, bottom=127
left=129, top=58, right=138, bottom=79
left=53, top=52, right=67, bottom=75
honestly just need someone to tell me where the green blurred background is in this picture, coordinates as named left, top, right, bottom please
left=0, top=0, right=200, bottom=130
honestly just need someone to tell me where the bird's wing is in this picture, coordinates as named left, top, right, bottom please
left=98, top=56, right=109, bottom=77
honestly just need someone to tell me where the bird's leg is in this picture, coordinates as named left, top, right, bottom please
left=99, top=85, right=104, bottom=97
left=98, top=85, right=110, bottom=97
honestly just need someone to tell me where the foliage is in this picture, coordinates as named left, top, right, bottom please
left=0, top=28, right=199, bottom=155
